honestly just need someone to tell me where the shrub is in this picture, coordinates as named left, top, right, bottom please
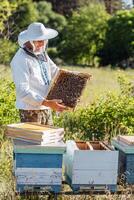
left=0, top=80, right=19, bottom=126
left=35, top=1, right=67, bottom=32
left=54, top=75, right=134, bottom=141
left=0, top=39, right=17, bottom=65
left=9, top=0, right=38, bottom=42
left=0, top=0, right=17, bottom=33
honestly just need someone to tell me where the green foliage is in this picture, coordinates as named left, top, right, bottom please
left=0, top=80, right=19, bottom=127
left=35, top=1, right=67, bottom=32
left=0, top=140, right=15, bottom=199
left=0, top=140, right=13, bottom=180
left=0, top=39, right=17, bottom=65
left=58, top=3, right=110, bottom=66
left=54, top=76, right=134, bottom=141
left=9, top=0, right=38, bottom=42
left=0, top=0, right=17, bottom=33
left=99, top=9, right=134, bottom=66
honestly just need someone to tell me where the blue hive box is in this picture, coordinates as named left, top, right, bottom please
left=13, top=139, right=66, bottom=193
left=64, top=140, right=118, bottom=192
left=112, top=136, right=134, bottom=184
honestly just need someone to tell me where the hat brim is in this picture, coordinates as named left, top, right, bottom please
left=18, top=28, right=58, bottom=47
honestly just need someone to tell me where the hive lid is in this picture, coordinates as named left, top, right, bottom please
left=112, top=138, right=134, bottom=154
left=117, top=135, right=134, bottom=145
left=13, top=139, right=66, bottom=154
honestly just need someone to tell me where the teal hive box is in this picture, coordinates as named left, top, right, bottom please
left=112, top=137, right=134, bottom=184
left=64, top=140, right=118, bottom=192
left=13, top=139, right=66, bottom=193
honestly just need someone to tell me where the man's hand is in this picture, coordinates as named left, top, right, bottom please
left=42, top=99, right=68, bottom=112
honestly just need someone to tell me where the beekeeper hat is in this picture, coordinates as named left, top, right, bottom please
left=18, top=22, right=58, bottom=47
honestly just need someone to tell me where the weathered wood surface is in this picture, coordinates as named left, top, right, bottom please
left=73, top=151, right=118, bottom=170
left=115, top=148, right=134, bottom=184
left=6, top=122, right=64, bottom=144
left=72, top=170, right=118, bottom=185
left=15, top=168, right=62, bottom=185
left=14, top=154, right=63, bottom=168
left=18, top=182, right=134, bottom=196
left=112, top=139, right=134, bottom=153
left=117, top=135, right=134, bottom=145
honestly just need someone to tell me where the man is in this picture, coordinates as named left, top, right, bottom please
left=10, top=22, right=67, bottom=125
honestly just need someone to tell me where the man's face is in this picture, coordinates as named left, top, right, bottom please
left=33, top=40, right=47, bottom=52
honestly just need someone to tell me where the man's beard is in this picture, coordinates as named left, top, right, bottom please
left=30, top=41, right=48, bottom=55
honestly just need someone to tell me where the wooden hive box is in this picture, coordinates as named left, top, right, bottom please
left=112, top=136, right=134, bottom=184
left=13, top=140, right=66, bottom=193
left=46, top=69, right=91, bottom=108
left=64, top=140, right=118, bottom=192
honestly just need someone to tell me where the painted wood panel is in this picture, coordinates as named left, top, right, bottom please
left=15, top=153, right=62, bottom=168
left=72, top=170, right=118, bottom=185
left=73, top=151, right=118, bottom=170
left=112, top=139, right=134, bottom=154
left=17, top=184, right=61, bottom=193
left=14, top=145, right=66, bottom=154
left=15, top=168, right=62, bottom=185
left=127, top=155, right=134, bottom=162
left=13, top=140, right=66, bottom=154
left=117, top=135, right=134, bottom=145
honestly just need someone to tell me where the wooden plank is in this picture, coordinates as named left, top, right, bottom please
left=127, top=155, right=134, bottom=162
left=72, top=170, right=118, bottom=185
left=14, top=141, right=66, bottom=154
left=112, top=139, right=134, bottom=154
left=73, top=151, right=118, bottom=170
left=15, top=168, right=62, bottom=185
left=14, top=146, right=66, bottom=154
left=117, top=135, right=134, bottom=145
left=15, top=154, right=63, bottom=168
left=6, top=123, right=64, bottom=142
left=86, top=142, right=93, bottom=150
left=17, top=184, right=61, bottom=193
left=7, top=122, right=62, bottom=132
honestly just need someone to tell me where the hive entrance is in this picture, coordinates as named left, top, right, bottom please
left=76, top=141, right=109, bottom=150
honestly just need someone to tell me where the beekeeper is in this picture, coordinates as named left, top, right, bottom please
left=10, top=22, right=67, bottom=125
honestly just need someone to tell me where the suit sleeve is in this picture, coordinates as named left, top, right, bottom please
left=11, top=57, right=45, bottom=106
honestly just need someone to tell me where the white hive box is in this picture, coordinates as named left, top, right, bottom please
left=64, top=140, right=118, bottom=192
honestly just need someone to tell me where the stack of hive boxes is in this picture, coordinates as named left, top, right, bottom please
left=6, top=123, right=66, bottom=193
left=112, top=135, right=134, bottom=184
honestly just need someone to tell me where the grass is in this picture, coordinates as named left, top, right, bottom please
left=0, top=65, right=134, bottom=199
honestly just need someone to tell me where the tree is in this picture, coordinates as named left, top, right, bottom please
left=8, top=0, right=38, bottom=42
left=45, top=0, right=101, bottom=16
left=103, top=0, right=124, bottom=14
left=34, top=1, right=67, bottom=32
left=99, top=9, right=134, bottom=66
left=0, top=0, right=17, bottom=38
left=45, top=0, right=80, bottom=16
left=58, top=3, right=110, bottom=66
